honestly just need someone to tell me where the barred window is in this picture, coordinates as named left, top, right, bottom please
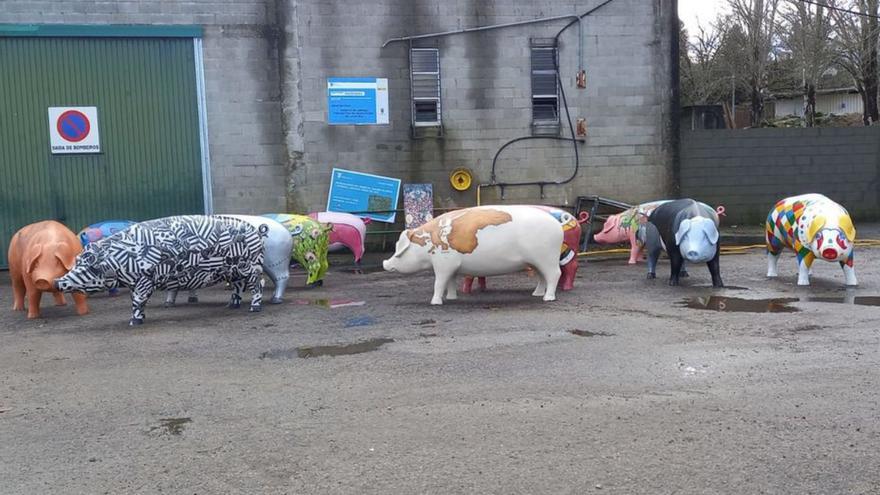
left=530, top=39, right=559, bottom=129
left=410, top=48, right=441, bottom=126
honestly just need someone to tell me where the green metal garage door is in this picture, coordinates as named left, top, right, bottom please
left=0, top=25, right=209, bottom=267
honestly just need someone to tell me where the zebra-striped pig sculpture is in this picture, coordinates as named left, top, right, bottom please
left=55, top=215, right=267, bottom=326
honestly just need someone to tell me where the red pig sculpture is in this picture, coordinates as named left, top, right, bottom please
left=8, top=220, right=89, bottom=319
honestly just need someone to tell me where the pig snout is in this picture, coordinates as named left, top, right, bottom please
left=686, top=250, right=700, bottom=260
left=34, top=278, right=53, bottom=291
left=822, top=248, right=838, bottom=260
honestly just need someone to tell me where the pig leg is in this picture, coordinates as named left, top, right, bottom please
left=478, top=277, right=487, bottom=291
left=679, top=261, right=689, bottom=278
left=797, top=253, right=815, bottom=286
left=26, top=288, right=43, bottom=320
left=228, top=280, right=243, bottom=309
left=11, top=268, right=26, bottom=311
left=459, top=276, right=475, bottom=294
left=532, top=277, right=546, bottom=297
left=668, top=251, right=684, bottom=286
left=188, top=290, right=199, bottom=303
left=72, top=291, right=89, bottom=316
left=559, top=261, right=577, bottom=291
left=646, top=245, right=661, bottom=279
left=264, top=260, right=289, bottom=304
left=431, top=272, right=454, bottom=305
left=130, top=278, right=154, bottom=326
left=52, top=291, right=67, bottom=306
left=627, top=229, right=640, bottom=264
left=841, top=256, right=858, bottom=286
left=535, top=261, right=561, bottom=302
left=248, top=274, right=264, bottom=312
left=766, top=251, right=781, bottom=277
left=707, top=247, right=724, bottom=288
left=445, top=279, right=458, bottom=300
left=164, top=289, right=179, bottom=307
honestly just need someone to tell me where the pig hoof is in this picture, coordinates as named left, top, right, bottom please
left=227, top=302, right=241, bottom=309
left=129, top=318, right=144, bottom=326
left=270, top=297, right=284, bottom=304
left=668, top=279, right=680, bottom=286
left=164, top=301, right=175, bottom=308
left=646, top=273, right=656, bottom=280
left=249, top=305, right=262, bottom=313
left=542, top=295, right=557, bottom=302
left=188, top=296, right=199, bottom=303
left=713, top=282, right=724, bottom=288
left=680, top=271, right=689, bottom=278
left=430, top=299, right=444, bottom=305
left=306, top=280, right=323, bottom=289
left=27, top=313, right=40, bottom=320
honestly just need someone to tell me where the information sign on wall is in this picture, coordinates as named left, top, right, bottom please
left=327, top=78, right=389, bottom=125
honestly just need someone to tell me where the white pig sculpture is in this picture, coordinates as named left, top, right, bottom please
left=382, top=205, right=563, bottom=305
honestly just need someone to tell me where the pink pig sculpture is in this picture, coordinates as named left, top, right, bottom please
left=460, top=206, right=584, bottom=294
left=308, top=211, right=370, bottom=264
left=593, top=201, right=671, bottom=264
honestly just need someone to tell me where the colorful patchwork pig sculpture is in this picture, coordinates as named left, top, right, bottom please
left=460, top=206, right=583, bottom=293
left=766, top=194, right=857, bottom=286
left=308, top=211, right=369, bottom=264
left=165, top=215, right=293, bottom=305
left=55, top=215, right=266, bottom=325
left=8, top=220, right=89, bottom=319
left=593, top=201, right=670, bottom=264
left=263, top=214, right=330, bottom=287
left=645, top=199, right=723, bottom=287
left=383, top=205, right=564, bottom=305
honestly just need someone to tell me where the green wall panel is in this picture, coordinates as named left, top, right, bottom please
left=0, top=36, right=204, bottom=267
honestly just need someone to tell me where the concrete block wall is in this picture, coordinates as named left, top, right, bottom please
left=680, top=128, right=880, bottom=225
left=0, top=0, right=289, bottom=214
left=284, top=0, right=677, bottom=213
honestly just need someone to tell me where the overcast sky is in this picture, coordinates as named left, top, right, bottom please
left=679, top=0, right=726, bottom=34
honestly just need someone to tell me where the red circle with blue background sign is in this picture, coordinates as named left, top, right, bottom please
left=56, top=110, right=91, bottom=142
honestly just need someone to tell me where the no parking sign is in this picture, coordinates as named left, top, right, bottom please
left=48, top=106, right=101, bottom=154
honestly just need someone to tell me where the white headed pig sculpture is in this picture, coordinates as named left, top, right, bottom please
left=766, top=193, right=857, bottom=286
left=383, top=205, right=564, bottom=305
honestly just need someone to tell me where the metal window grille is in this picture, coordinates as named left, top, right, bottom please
left=410, top=48, right=441, bottom=126
left=530, top=39, right=559, bottom=126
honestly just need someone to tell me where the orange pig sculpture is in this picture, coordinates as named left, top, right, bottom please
left=8, top=220, right=89, bottom=319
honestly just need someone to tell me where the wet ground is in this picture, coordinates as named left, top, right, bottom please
left=1, top=248, right=879, bottom=494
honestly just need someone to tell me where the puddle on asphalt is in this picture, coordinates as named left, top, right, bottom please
left=149, top=417, right=191, bottom=436
left=692, top=285, right=750, bottom=290
left=344, top=316, right=377, bottom=327
left=296, top=338, right=394, bottom=358
left=804, top=296, right=880, bottom=306
left=682, top=294, right=880, bottom=312
left=681, top=296, right=800, bottom=313
left=570, top=329, right=615, bottom=337
left=294, top=299, right=366, bottom=309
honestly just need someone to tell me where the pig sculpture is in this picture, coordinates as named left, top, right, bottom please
left=79, top=220, right=136, bottom=297
left=55, top=215, right=266, bottom=326
left=8, top=220, right=89, bottom=319
left=645, top=199, right=723, bottom=287
left=164, top=215, right=293, bottom=305
left=593, top=201, right=670, bottom=264
left=383, top=205, right=563, bottom=305
left=766, top=194, right=857, bottom=286
left=263, top=214, right=330, bottom=287
left=460, top=206, right=583, bottom=293
left=308, top=211, right=369, bottom=264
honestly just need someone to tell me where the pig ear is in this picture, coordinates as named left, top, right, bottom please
left=839, top=214, right=856, bottom=241
left=25, top=244, right=43, bottom=274
left=394, top=232, right=412, bottom=257
left=55, top=251, right=76, bottom=271
left=675, top=219, right=691, bottom=245
left=807, top=215, right=827, bottom=241
left=703, top=222, right=719, bottom=244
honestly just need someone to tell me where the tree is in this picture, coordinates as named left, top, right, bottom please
left=780, top=1, right=835, bottom=126
left=728, top=0, right=781, bottom=127
left=829, top=0, right=880, bottom=125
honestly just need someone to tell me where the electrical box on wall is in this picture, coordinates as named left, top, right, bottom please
left=576, top=70, right=586, bottom=89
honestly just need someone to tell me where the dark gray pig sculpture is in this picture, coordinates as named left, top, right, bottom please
left=55, top=215, right=267, bottom=326
left=643, top=199, right=723, bottom=287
